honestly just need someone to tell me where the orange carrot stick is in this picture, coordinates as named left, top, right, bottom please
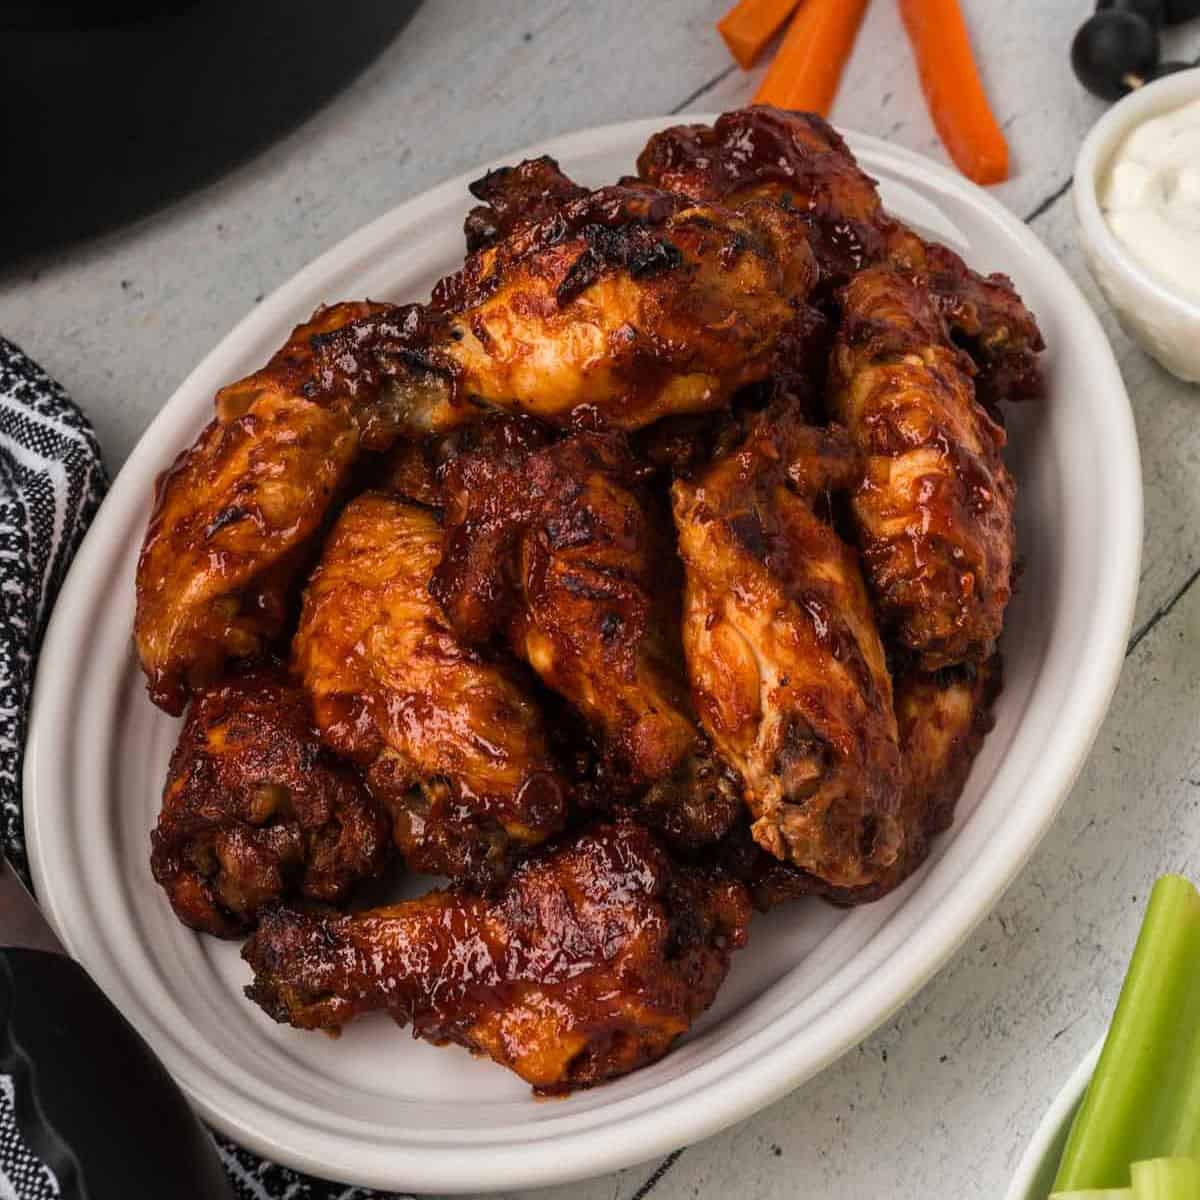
left=717, top=0, right=802, bottom=69
left=899, top=0, right=1009, bottom=185
left=752, top=0, right=870, bottom=118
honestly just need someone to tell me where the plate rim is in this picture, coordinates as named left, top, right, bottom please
left=24, top=114, right=1143, bottom=1193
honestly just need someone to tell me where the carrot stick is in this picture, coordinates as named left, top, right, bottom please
left=899, top=0, right=1009, bottom=185
left=752, top=0, right=870, bottom=118
left=717, top=0, right=802, bottom=69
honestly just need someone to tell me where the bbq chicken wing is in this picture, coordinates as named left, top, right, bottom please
left=432, top=421, right=740, bottom=844
left=293, top=492, right=567, bottom=887
left=637, top=106, right=1044, bottom=406
left=717, top=657, right=999, bottom=909
left=150, top=665, right=390, bottom=937
left=243, top=819, right=751, bottom=1092
left=673, top=410, right=905, bottom=889
left=306, top=185, right=817, bottom=435
left=135, top=301, right=392, bottom=714
left=463, top=155, right=587, bottom=253
left=830, top=267, right=1016, bottom=670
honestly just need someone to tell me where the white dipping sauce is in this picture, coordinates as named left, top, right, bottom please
left=1100, top=97, right=1200, bottom=305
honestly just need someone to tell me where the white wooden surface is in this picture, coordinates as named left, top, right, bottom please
left=4, top=3, right=1200, bottom=1197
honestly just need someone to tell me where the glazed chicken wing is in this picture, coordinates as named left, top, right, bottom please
left=717, top=656, right=999, bottom=909
left=150, top=665, right=390, bottom=937
left=637, top=105, right=1044, bottom=406
left=433, top=421, right=740, bottom=844
left=243, top=819, right=751, bottom=1092
left=293, top=492, right=567, bottom=887
left=830, top=267, right=1016, bottom=669
left=673, top=409, right=905, bottom=889
left=463, top=155, right=587, bottom=253
left=135, top=300, right=392, bottom=714
left=306, top=185, right=817, bottom=435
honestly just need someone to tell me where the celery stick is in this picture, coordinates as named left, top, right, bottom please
left=1054, top=876, right=1200, bottom=1190
left=1130, top=1157, right=1200, bottom=1198
left=1049, top=1191, right=1133, bottom=1198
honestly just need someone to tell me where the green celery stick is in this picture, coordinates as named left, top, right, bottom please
left=1049, top=1191, right=1133, bottom=1198
left=1054, top=876, right=1200, bottom=1190
left=1130, top=1157, right=1200, bottom=1198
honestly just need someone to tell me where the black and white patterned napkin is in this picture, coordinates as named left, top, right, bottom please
left=0, top=337, right=410, bottom=1200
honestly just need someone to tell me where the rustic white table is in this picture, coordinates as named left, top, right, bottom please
left=4, top=3, right=1199, bottom=1197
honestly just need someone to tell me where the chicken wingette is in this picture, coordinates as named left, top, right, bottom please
left=292, top=492, right=567, bottom=888
left=637, top=105, right=1045, bottom=408
left=433, top=420, right=741, bottom=846
left=306, top=185, right=818, bottom=434
left=135, top=301, right=393, bottom=714
left=830, top=267, right=1017, bottom=669
left=717, top=657, right=999, bottom=909
left=673, top=409, right=904, bottom=889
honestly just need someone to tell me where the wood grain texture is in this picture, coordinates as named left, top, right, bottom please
left=4, top=3, right=1200, bottom=1197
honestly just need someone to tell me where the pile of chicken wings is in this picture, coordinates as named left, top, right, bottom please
left=135, top=107, right=1040, bottom=1093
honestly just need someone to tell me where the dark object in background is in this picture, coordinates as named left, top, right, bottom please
left=0, top=856, right=234, bottom=1199
left=1072, top=9, right=1161, bottom=98
left=1165, top=0, right=1200, bottom=22
left=1098, top=0, right=1200, bottom=23
left=1097, top=0, right=1166, bottom=28
left=0, top=1, right=421, bottom=264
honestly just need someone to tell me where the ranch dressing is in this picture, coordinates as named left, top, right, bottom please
left=1100, top=97, right=1200, bottom=305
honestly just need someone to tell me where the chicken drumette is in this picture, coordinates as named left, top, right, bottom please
left=432, top=420, right=741, bottom=846
left=150, top=665, right=391, bottom=937
left=830, top=267, right=1016, bottom=669
left=673, top=408, right=905, bottom=889
left=243, top=819, right=751, bottom=1093
left=637, top=105, right=1045, bottom=407
left=306, top=184, right=817, bottom=435
left=292, top=492, right=567, bottom=888
left=135, top=300, right=392, bottom=714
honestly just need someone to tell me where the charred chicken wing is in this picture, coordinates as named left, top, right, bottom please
left=830, top=267, right=1017, bottom=670
left=673, top=409, right=905, bottom=889
left=292, top=492, right=567, bottom=887
left=433, top=421, right=740, bottom=844
left=718, top=656, right=999, bottom=909
left=135, top=301, right=391, bottom=714
left=637, top=105, right=1044, bottom=406
left=243, top=819, right=751, bottom=1092
left=150, top=665, right=390, bottom=938
left=463, top=155, right=587, bottom=253
left=306, top=185, right=817, bottom=435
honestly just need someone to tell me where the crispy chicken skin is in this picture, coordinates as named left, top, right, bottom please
left=243, top=819, right=751, bottom=1093
left=293, top=492, right=567, bottom=887
left=717, top=657, right=999, bottom=909
left=830, top=267, right=1016, bottom=670
left=135, top=301, right=391, bottom=714
left=433, top=421, right=741, bottom=844
left=150, top=665, right=390, bottom=938
left=434, top=424, right=695, bottom=782
left=307, top=185, right=818, bottom=435
left=636, top=105, right=1045, bottom=406
left=673, top=409, right=906, bottom=889
left=724, top=657, right=998, bottom=907
left=463, top=155, right=587, bottom=253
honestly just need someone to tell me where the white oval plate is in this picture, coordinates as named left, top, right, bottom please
left=24, top=117, right=1141, bottom=1194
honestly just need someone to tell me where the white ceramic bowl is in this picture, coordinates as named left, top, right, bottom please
left=1005, top=1038, right=1103, bottom=1200
left=1074, top=69, right=1200, bottom=382
left=24, top=117, right=1142, bottom=1194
